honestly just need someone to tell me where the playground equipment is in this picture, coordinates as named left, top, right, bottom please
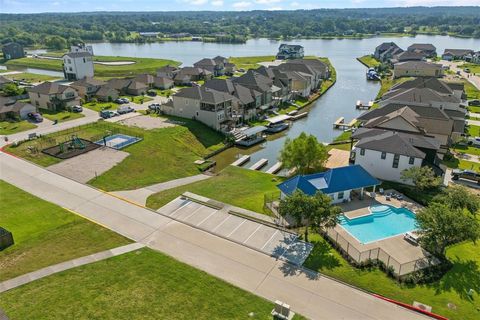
left=59, top=135, right=85, bottom=153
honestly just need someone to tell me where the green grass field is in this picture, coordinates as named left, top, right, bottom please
left=304, top=231, right=480, bottom=320
left=0, top=248, right=305, bottom=320
left=228, top=56, right=275, bottom=70
left=41, top=110, right=85, bottom=123
left=357, top=55, right=381, bottom=68
left=0, top=120, right=36, bottom=135
left=0, top=180, right=130, bottom=281
left=462, top=63, right=480, bottom=74
left=464, top=80, right=480, bottom=100
left=468, top=124, right=480, bottom=137
left=3, top=56, right=181, bottom=77
left=146, top=166, right=282, bottom=214
left=2, top=72, right=61, bottom=83
left=83, top=101, right=119, bottom=112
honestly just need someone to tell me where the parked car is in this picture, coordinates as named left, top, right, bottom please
left=27, top=112, right=43, bottom=123
left=467, top=136, right=480, bottom=147
left=148, top=103, right=161, bottom=111
left=452, top=169, right=480, bottom=184
left=68, top=105, right=83, bottom=113
left=469, top=100, right=480, bottom=106
left=464, top=68, right=471, bottom=73
left=114, top=98, right=130, bottom=104
left=147, top=90, right=157, bottom=97
left=99, top=110, right=119, bottom=119
left=117, top=105, right=135, bottom=114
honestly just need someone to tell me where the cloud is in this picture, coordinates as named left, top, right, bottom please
left=388, top=0, right=480, bottom=5
left=232, top=1, right=252, bottom=9
left=211, top=0, right=224, bottom=6
left=267, top=6, right=283, bottom=10
left=290, top=1, right=300, bottom=7
left=190, top=0, right=208, bottom=5
left=255, top=0, right=281, bottom=3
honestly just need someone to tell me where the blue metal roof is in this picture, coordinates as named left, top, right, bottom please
left=277, top=165, right=380, bottom=196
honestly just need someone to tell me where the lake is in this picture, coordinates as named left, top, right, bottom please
left=55, top=36, right=480, bottom=171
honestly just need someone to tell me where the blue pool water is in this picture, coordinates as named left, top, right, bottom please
left=339, top=205, right=418, bottom=244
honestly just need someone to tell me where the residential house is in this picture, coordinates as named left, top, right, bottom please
left=134, top=74, right=155, bottom=88
left=106, top=78, right=132, bottom=94
left=393, top=61, right=443, bottom=78
left=70, top=77, right=106, bottom=99
left=28, top=82, right=80, bottom=111
left=62, top=52, right=94, bottom=81
left=194, top=58, right=225, bottom=76
left=0, top=100, right=36, bottom=120
left=173, top=67, right=212, bottom=86
left=470, top=51, right=480, bottom=64
left=276, top=44, right=304, bottom=60
left=96, top=85, right=119, bottom=102
left=391, top=51, right=425, bottom=64
left=203, top=78, right=261, bottom=123
left=156, top=65, right=179, bottom=78
left=70, top=43, right=94, bottom=55
left=374, top=42, right=403, bottom=62
left=233, top=70, right=274, bottom=110
left=277, top=165, right=380, bottom=204
left=0, top=75, right=13, bottom=89
left=350, top=128, right=442, bottom=183
left=127, top=80, right=148, bottom=96
left=161, top=86, right=234, bottom=131
left=441, top=49, right=474, bottom=61
left=154, top=76, right=174, bottom=90
left=1, top=42, right=25, bottom=60
left=407, top=43, right=436, bottom=57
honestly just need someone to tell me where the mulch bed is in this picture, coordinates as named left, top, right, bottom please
left=41, top=138, right=100, bottom=159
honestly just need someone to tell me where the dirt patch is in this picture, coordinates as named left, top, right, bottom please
left=325, top=149, right=350, bottom=168
left=118, top=115, right=177, bottom=130
left=47, top=147, right=129, bottom=183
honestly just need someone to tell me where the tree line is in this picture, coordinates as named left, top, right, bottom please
left=1, top=6, right=480, bottom=49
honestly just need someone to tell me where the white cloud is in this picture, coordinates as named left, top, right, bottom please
left=232, top=1, right=252, bottom=9
left=290, top=1, right=300, bottom=7
left=191, top=0, right=208, bottom=5
left=211, top=0, right=224, bottom=6
left=388, top=0, right=480, bottom=5
left=255, top=0, right=281, bottom=3
left=267, top=6, right=283, bottom=10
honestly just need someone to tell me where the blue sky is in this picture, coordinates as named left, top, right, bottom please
left=1, top=0, right=479, bottom=13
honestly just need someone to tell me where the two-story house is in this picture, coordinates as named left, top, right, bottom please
left=28, top=82, right=80, bottom=111
left=63, top=52, right=94, bottom=81
left=276, top=44, right=304, bottom=60
left=70, top=77, right=106, bottom=99
left=407, top=43, right=437, bottom=58
left=1, top=42, right=25, bottom=60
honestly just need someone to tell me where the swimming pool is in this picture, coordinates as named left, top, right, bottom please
left=339, top=205, right=418, bottom=244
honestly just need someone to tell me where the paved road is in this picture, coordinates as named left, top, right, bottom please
left=441, top=60, right=480, bottom=90
left=0, top=152, right=430, bottom=320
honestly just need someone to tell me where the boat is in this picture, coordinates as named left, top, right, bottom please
left=265, top=114, right=291, bottom=134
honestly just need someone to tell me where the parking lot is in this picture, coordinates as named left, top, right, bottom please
left=157, top=197, right=313, bottom=266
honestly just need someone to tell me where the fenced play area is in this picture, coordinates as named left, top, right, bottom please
left=9, top=122, right=144, bottom=162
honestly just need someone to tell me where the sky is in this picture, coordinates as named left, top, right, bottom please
left=1, top=0, right=480, bottom=13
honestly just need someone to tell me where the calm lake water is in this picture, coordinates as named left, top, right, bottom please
left=70, top=36, right=480, bottom=170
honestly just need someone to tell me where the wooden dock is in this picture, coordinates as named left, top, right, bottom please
left=356, top=100, right=373, bottom=110
left=231, top=155, right=250, bottom=167
left=333, top=117, right=356, bottom=130
left=333, top=117, right=345, bottom=128
left=291, top=112, right=308, bottom=120
left=265, top=162, right=282, bottom=174
left=249, top=158, right=268, bottom=170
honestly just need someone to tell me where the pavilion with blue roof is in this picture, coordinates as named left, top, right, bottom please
left=277, top=165, right=380, bottom=204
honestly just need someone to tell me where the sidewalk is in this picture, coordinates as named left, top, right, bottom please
left=0, top=243, right=144, bottom=293
left=0, top=152, right=429, bottom=320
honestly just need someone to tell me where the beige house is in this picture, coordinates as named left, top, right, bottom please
left=393, top=61, right=443, bottom=78
left=70, top=77, right=106, bottom=99
left=28, top=82, right=80, bottom=111
left=96, top=85, right=119, bottom=102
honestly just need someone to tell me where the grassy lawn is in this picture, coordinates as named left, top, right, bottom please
left=327, top=143, right=351, bottom=151
left=443, top=156, right=480, bottom=172
left=469, top=106, right=480, bottom=113
left=464, top=80, right=480, bottom=100
left=120, top=95, right=153, bottom=104
left=333, top=130, right=352, bottom=142
left=147, top=166, right=282, bottom=214
left=303, top=232, right=480, bottom=320
left=0, top=248, right=304, bottom=320
left=83, top=101, right=119, bottom=112
left=2, top=72, right=60, bottom=83
left=453, top=144, right=480, bottom=156
left=0, top=120, right=36, bottom=135
left=467, top=124, right=480, bottom=137
left=462, top=63, right=480, bottom=74
left=4, top=56, right=181, bottom=77
left=357, top=55, right=381, bottom=68
left=41, top=110, right=85, bottom=123
left=0, top=180, right=130, bottom=282
left=228, top=55, right=275, bottom=70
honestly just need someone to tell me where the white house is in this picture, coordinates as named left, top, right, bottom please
left=63, top=52, right=94, bottom=81
left=351, top=129, right=442, bottom=183
left=70, top=44, right=94, bottom=55
left=277, top=165, right=380, bottom=204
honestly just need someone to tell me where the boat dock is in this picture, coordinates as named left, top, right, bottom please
left=291, top=112, right=308, bottom=120
left=231, top=155, right=250, bottom=167
left=249, top=159, right=268, bottom=170
left=265, top=162, right=283, bottom=174
left=333, top=117, right=356, bottom=129
left=356, top=100, right=373, bottom=110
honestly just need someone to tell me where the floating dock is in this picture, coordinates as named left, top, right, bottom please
left=266, top=162, right=283, bottom=174
left=231, top=155, right=250, bottom=167
left=356, top=100, right=373, bottom=110
left=291, top=112, right=308, bottom=120
left=249, top=159, right=268, bottom=170
left=333, top=117, right=356, bottom=130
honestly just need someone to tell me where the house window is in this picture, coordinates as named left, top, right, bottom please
left=392, top=154, right=400, bottom=168
left=409, top=157, right=415, bottom=165
left=337, top=191, right=344, bottom=199
left=360, top=148, right=365, bottom=156
left=381, top=152, right=386, bottom=160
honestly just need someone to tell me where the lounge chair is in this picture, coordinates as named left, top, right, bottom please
left=404, top=231, right=420, bottom=246
left=385, top=194, right=391, bottom=201
left=396, top=194, right=404, bottom=200
left=379, top=188, right=384, bottom=195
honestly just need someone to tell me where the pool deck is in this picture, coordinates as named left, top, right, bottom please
left=331, top=190, right=435, bottom=275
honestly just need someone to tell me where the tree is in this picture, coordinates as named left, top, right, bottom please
left=433, top=185, right=480, bottom=216
left=2, top=82, right=23, bottom=96
left=401, top=166, right=442, bottom=191
left=416, top=203, right=479, bottom=257
left=45, top=35, right=67, bottom=50
left=278, top=190, right=341, bottom=242
left=279, top=132, right=328, bottom=175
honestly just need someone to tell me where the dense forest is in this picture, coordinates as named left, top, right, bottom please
left=1, top=7, right=480, bottom=49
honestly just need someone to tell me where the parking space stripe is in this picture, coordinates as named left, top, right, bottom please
left=212, top=215, right=231, bottom=232
left=167, top=200, right=192, bottom=216
left=179, top=206, right=203, bottom=221
left=226, top=219, right=246, bottom=237
left=196, top=209, right=219, bottom=227
left=243, top=224, right=263, bottom=244
left=261, top=229, right=279, bottom=250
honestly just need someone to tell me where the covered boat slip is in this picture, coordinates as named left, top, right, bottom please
left=265, top=114, right=291, bottom=133
left=235, top=125, right=267, bottom=147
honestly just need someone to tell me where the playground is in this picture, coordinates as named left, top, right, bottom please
left=41, top=135, right=100, bottom=160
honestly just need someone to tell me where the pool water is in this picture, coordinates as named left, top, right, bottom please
left=338, top=205, right=418, bottom=244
